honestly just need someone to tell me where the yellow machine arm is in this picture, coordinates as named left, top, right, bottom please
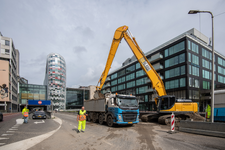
left=96, top=25, right=167, bottom=98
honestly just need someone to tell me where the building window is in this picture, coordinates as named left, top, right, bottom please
left=5, top=49, right=10, bottom=54
left=136, top=70, right=145, bottom=78
left=218, top=66, right=225, bottom=75
left=126, top=65, right=135, bottom=73
left=111, top=73, right=117, bottom=79
left=136, top=78, right=146, bottom=86
left=188, top=40, right=199, bottom=54
left=165, top=78, right=186, bottom=90
left=218, top=75, right=225, bottom=84
left=189, top=77, right=199, bottom=88
left=165, top=65, right=185, bottom=79
left=203, top=81, right=210, bottom=89
left=189, top=90, right=199, bottom=99
left=218, top=57, right=225, bottom=67
left=192, top=54, right=199, bottom=65
left=202, top=48, right=212, bottom=60
left=111, top=80, right=117, bottom=86
left=111, top=86, right=117, bottom=92
left=164, top=41, right=185, bottom=57
left=118, top=76, right=125, bottom=84
left=118, top=84, right=125, bottom=90
left=5, top=40, right=10, bottom=46
left=127, top=81, right=135, bottom=88
left=118, top=69, right=125, bottom=77
left=136, top=63, right=140, bottom=69
left=188, top=53, right=191, bottom=62
left=202, top=59, right=212, bottom=70
left=136, top=86, right=148, bottom=94
left=126, top=73, right=135, bottom=81
left=165, top=53, right=185, bottom=68
left=202, top=69, right=212, bottom=80
left=189, top=65, right=199, bottom=76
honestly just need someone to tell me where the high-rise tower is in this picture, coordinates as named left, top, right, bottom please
left=44, top=53, right=66, bottom=110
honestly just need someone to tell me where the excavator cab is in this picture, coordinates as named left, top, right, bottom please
left=156, top=95, right=176, bottom=112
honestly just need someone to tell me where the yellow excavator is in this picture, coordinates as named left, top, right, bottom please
left=94, top=25, right=204, bottom=124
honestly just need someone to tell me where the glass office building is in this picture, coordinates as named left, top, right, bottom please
left=102, top=28, right=225, bottom=112
left=19, top=84, right=47, bottom=109
left=44, top=53, right=66, bottom=110
left=66, top=87, right=89, bottom=109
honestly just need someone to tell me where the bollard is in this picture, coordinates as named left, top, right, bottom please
left=171, top=112, right=175, bottom=132
left=167, top=112, right=178, bottom=134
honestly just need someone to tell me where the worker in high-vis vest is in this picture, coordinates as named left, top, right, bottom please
left=22, top=106, right=29, bottom=124
left=77, top=106, right=88, bottom=133
left=206, top=105, right=211, bottom=119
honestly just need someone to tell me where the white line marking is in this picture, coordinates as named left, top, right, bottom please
left=70, top=124, right=72, bottom=125
left=0, top=117, right=62, bottom=150
left=74, top=126, right=77, bottom=128
left=0, top=138, right=9, bottom=140
left=6, top=131, right=15, bottom=133
left=9, top=129, right=18, bottom=130
left=103, top=140, right=112, bottom=146
left=0, top=143, right=5, bottom=146
left=16, top=119, right=24, bottom=125
left=1, top=134, right=13, bottom=136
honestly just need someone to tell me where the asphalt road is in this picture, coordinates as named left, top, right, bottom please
left=0, top=113, right=59, bottom=147
left=28, top=113, right=225, bottom=150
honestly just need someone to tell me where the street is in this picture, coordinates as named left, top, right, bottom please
left=0, top=112, right=225, bottom=150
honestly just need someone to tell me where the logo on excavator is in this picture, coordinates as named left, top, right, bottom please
left=123, top=26, right=126, bottom=30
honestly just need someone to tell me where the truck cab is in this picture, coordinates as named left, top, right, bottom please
left=107, top=94, right=139, bottom=125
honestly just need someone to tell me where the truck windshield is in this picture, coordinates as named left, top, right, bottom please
left=117, top=98, right=138, bottom=107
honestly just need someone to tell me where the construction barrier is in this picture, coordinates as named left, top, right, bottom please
left=171, top=113, right=175, bottom=132
left=179, top=120, right=225, bottom=138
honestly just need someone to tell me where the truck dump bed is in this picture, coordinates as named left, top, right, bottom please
left=84, top=98, right=106, bottom=112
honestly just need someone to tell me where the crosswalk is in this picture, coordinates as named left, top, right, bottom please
left=0, top=119, right=23, bottom=146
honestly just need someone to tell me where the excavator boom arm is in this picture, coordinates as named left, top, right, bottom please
left=96, top=25, right=166, bottom=100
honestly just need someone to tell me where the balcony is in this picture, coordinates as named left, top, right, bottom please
left=104, top=84, right=111, bottom=88
left=105, top=77, right=110, bottom=82
left=153, top=63, right=163, bottom=71
left=145, top=78, right=151, bottom=83
left=148, top=53, right=163, bottom=63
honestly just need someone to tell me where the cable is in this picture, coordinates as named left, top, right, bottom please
left=214, top=11, right=225, bottom=17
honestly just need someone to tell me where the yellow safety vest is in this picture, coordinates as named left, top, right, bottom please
left=79, top=110, right=86, bottom=121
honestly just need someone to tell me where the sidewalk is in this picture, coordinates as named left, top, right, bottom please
left=3, top=112, right=21, bottom=117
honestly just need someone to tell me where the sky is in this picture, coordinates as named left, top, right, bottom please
left=0, top=0, right=225, bottom=88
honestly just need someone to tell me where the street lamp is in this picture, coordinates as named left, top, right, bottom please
left=188, top=10, right=215, bottom=123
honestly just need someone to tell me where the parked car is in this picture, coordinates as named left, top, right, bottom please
left=32, top=111, right=47, bottom=119
left=0, top=111, right=3, bottom=121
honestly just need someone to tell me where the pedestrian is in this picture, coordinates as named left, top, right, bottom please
left=22, top=106, right=29, bottom=124
left=77, top=106, right=88, bottom=133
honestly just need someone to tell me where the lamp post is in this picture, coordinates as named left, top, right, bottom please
left=188, top=10, right=214, bottom=122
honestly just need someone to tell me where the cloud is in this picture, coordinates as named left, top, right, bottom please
left=73, top=46, right=87, bottom=54
left=0, top=0, right=224, bottom=87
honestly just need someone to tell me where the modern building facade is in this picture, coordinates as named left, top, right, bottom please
left=66, top=87, right=89, bottom=109
left=0, top=32, right=20, bottom=112
left=102, top=28, right=225, bottom=112
left=44, top=53, right=66, bottom=110
left=19, top=84, right=48, bottom=111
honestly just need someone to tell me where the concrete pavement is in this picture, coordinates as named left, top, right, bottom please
left=29, top=113, right=225, bottom=150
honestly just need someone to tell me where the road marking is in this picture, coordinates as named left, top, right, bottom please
left=0, top=117, right=62, bottom=150
left=74, top=126, right=77, bottom=128
left=70, top=124, right=72, bottom=125
left=103, top=140, right=112, bottom=146
left=0, top=138, right=9, bottom=140
left=0, top=143, right=5, bottom=146
left=1, top=134, right=13, bottom=136
left=16, top=119, right=24, bottom=125
left=9, top=129, right=18, bottom=130
left=12, top=127, right=18, bottom=128
left=34, top=120, right=45, bottom=124
left=6, top=131, right=15, bottom=133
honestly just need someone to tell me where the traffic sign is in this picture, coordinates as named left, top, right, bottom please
left=38, top=101, right=42, bottom=105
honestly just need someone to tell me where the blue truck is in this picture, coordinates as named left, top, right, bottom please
left=84, top=93, right=139, bottom=127
left=214, top=90, right=225, bottom=122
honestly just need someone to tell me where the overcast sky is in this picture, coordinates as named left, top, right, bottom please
left=0, top=0, right=224, bottom=88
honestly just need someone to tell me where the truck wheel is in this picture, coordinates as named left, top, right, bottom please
left=87, top=115, right=91, bottom=122
left=99, top=114, right=104, bottom=125
left=107, top=116, right=114, bottom=127
left=92, top=113, right=98, bottom=123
